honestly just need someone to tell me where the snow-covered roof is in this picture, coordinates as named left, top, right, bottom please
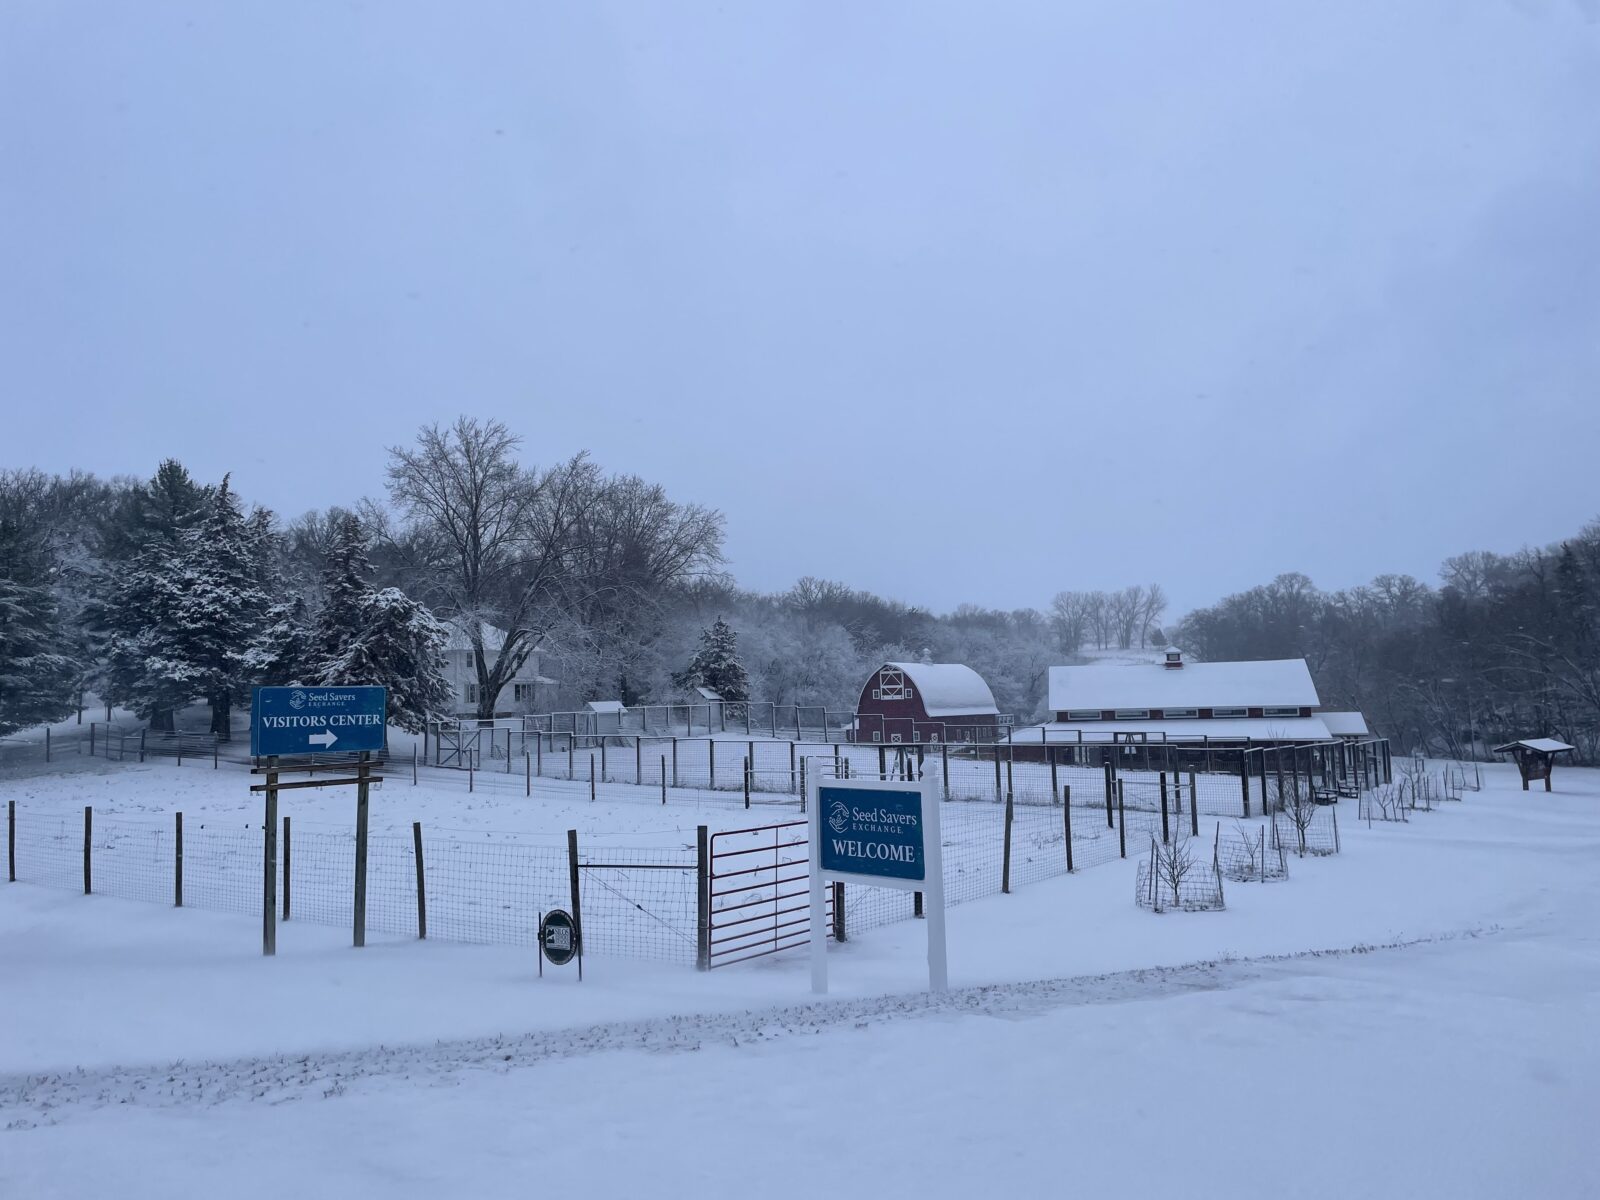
left=1011, top=716, right=1334, bottom=744
left=1320, top=711, right=1371, bottom=738
left=585, top=700, right=626, bottom=715
left=694, top=686, right=723, bottom=701
left=883, top=662, right=999, bottom=717
left=1048, top=658, right=1320, bottom=712
left=1492, top=738, right=1576, bottom=755
left=440, top=619, right=510, bottom=655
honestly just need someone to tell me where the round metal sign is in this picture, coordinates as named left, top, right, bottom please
left=539, top=909, right=580, bottom=967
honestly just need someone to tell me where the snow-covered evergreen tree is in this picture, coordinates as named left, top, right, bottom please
left=243, top=596, right=315, bottom=687
left=97, top=461, right=206, bottom=731
left=313, top=588, right=450, bottom=732
left=0, top=518, right=77, bottom=735
left=672, top=616, right=750, bottom=701
left=303, top=513, right=449, bottom=731
left=307, top=513, right=371, bottom=669
left=176, top=477, right=270, bottom=738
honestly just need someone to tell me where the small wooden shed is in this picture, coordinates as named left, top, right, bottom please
left=1491, top=738, right=1576, bottom=791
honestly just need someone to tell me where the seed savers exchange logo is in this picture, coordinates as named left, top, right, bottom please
left=289, top=689, right=307, bottom=710
left=828, top=800, right=851, bottom=835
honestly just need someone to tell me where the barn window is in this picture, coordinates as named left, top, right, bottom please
left=904, top=687, right=914, bottom=700
left=1162, top=708, right=1198, bottom=719
left=1066, top=709, right=1101, bottom=721
left=1211, top=707, right=1247, bottom=719
left=1263, top=706, right=1302, bottom=718
left=872, top=689, right=881, bottom=700
left=872, top=731, right=883, bottom=742
left=1113, top=709, right=1150, bottom=720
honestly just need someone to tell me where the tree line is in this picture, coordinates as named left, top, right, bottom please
left=1174, top=522, right=1600, bottom=760
left=10, top=413, right=1587, bottom=759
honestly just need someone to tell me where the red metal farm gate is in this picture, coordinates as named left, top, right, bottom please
left=707, top=820, right=834, bottom=968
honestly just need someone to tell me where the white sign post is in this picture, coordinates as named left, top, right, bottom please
left=808, top=768, right=947, bottom=995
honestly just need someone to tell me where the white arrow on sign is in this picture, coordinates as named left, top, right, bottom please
left=308, top=730, right=338, bottom=749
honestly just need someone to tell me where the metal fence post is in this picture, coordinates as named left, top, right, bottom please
left=174, top=811, right=183, bottom=907
left=1240, top=750, right=1251, bottom=817
left=832, top=880, right=846, bottom=942
left=661, top=756, right=668, bottom=804
left=1002, top=791, right=1014, bottom=894
left=1160, top=774, right=1170, bottom=844
left=413, top=821, right=427, bottom=939
left=1118, top=781, right=1126, bottom=858
left=696, top=825, right=710, bottom=970
left=1063, top=785, right=1073, bottom=871
left=1190, top=771, right=1200, bottom=838
left=6, top=800, right=13, bottom=882
left=83, top=805, right=92, bottom=894
left=353, top=752, right=371, bottom=949
left=282, top=815, right=291, bottom=920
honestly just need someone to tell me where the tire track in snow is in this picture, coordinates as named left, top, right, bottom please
left=0, top=928, right=1494, bottom=1127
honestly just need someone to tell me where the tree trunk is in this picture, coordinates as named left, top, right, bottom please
left=150, top=707, right=175, bottom=733
left=210, top=692, right=232, bottom=741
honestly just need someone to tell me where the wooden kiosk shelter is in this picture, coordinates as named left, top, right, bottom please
left=1491, top=738, right=1576, bottom=791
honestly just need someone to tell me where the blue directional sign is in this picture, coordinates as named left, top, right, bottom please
left=251, top=686, right=388, bottom=757
left=818, top=784, right=927, bottom=882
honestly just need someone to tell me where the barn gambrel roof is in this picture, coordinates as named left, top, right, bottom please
left=880, top=662, right=999, bottom=717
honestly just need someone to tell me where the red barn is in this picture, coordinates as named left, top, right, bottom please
left=851, top=662, right=1003, bottom=744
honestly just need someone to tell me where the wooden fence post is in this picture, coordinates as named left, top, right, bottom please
left=1240, top=750, right=1251, bottom=817
left=567, top=828, right=584, bottom=975
left=413, top=821, right=427, bottom=939
left=636, top=737, right=642, bottom=785
left=589, top=754, right=596, bottom=802
left=743, top=757, right=751, bottom=809
left=1190, top=771, right=1200, bottom=838
left=1160, top=774, right=1170, bottom=844
left=832, top=880, right=846, bottom=942
left=1002, top=790, right=1014, bottom=894
left=942, top=744, right=950, bottom=797
left=672, top=737, right=679, bottom=788
left=661, top=756, right=668, bottom=804
left=7, top=800, right=14, bottom=882
left=526, top=751, right=531, bottom=797
left=1104, top=766, right=1114, bottom=829
left=709, top=738, right=716, bottom=790
left=1050, top=753, right=1059, bottom=806
left=1063, top=785, right=1073, bottom=871
left=174, top=811, right=183, bottom=907
left=83, top=805, right=92, bottom=894
left=992, top=750, right=1001, bottom=801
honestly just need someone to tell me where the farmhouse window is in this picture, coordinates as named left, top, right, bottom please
left=464, top=684, right=478, bottom=704
left=1066, top=709, right=1101, bottom=721
left=1113, top=709, right=1150, bottom=720
left=1262, top=707, right=1302, bottom=718
left=513, top=683, right=534, bottom=702
left=1211, top=707, right=1247, bottom=719
left=1162, top=708, right=1198, bottom=719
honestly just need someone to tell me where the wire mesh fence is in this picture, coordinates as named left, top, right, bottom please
left=1272, top=804, right=1341, bottom=858
left=1134, top=833, right=1227, bottom=913
left=1217, top=822, right=1289, bottom=883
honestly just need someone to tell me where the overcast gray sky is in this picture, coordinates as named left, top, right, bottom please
left=3, top=1, right=1598, bottom=617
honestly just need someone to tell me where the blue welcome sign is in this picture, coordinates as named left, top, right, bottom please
left=818, top=785, right=926, bottom=881
left=251, top=686, right=388, bottom=757
left=808, top=772, right=947, bottom=995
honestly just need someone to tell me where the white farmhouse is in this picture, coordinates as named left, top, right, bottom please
left=440, top=620, right=555, bottom=717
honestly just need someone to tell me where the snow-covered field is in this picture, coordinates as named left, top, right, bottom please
left=3, top=760, right=1597, bottom=1197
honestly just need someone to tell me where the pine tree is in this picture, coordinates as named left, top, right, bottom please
left=0, top=518, right=77, bottom=735
left=313, top=588, right=451, bottom=733
left=307, top=513, right=372, bottom=669
left=672, top=616, right=750, bottom=701
left=97, top=461, right=206, bottom=731
left=243, top=596, right=315, bottom=687
left=177, top=477, right=269, bottom=739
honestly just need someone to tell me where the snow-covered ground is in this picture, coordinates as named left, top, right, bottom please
left=3, top=760, right=1597, bottom=1197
